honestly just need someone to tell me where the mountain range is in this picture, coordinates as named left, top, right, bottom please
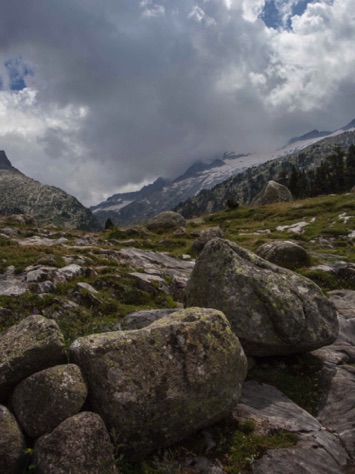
left=0, top=151, right=99, bottom=231
left=92, top=118, right=355, bottom=226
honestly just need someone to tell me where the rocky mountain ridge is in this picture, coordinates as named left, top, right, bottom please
left=92, top=118, right=355, bottom=227
left=0, top=151, right=99, bottom=231
left=176, top=129, right=355, bottom=218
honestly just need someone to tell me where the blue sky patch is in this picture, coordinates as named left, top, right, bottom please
left=261, top=0, right=312, bottom=29
left=4, top=58, right=33, bottom=91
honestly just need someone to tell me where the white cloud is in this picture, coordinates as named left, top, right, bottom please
left=0, top=0, right=354, bottom=207
left=241, top=0, right=265, bottom=22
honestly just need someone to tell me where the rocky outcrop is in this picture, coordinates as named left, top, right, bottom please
left=146, top=211, right=186, bottom=232
left=70, top=308, right=247, bottom=459
left=11, top=364, right=87, bottom=438
left=0, top=152, right=99, bottom=230
left=252, top=180, right=292, bottom=206
left=256, top=240, right=310, bottom=270
left=0, top=315, right=66, bottom=402
left=34, top=412, right=117, bottom=474
left=0, top=405, right=26, bottom=474
left=185, top=238, right=338, bottom=356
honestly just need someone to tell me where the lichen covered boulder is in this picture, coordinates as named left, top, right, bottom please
left=185, top=238, right=338, bottom=356
left=252, top=180, right=292, bottom=206
left=0, top=405, right=26, bottom=474
left=70, top=308, right=247, bottom=459
left=34, top=412, right=117, bottom=474
left=0, top=315, right=66, bottom=402
left=256, top=240, right=310, bottom=270
left=146, top=211, right=186, bottom=231
left=11, top=364, right=87, bottom=438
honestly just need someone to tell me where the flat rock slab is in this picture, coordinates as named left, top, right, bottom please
left=18, top=236, right=69, bottom=246
left=329, top=290, right=355, bottom=320
left=235, top=381, right=349, bottom=474
left=0, top=266, right=28, bottom=296
left=118, top=247, right=195, bottom=280
left=120, top=308, right=180, bottom=330
left=235, top=381, right=321, bottom=433
left=317, top=365, right=355, bottom=458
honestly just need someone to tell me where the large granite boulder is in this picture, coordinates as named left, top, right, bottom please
left=0, top=405, right=26, bottom=474
left=256, top=240, right=310, bottom=270
left=70, top=307, right=247, bottom=459
left=34, top=412, right=117, bottom=474
left=0, top=315, right=66, bottom=402
left=185, top=239, right=338, bottom=357
left=11, top=364, right=87, bottom=438
left=146, top=211, right=186, bottom=232
left=252, top=180, right=292, bottom=206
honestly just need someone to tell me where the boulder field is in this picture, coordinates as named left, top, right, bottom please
left=0, top=238, right=353, bottom=473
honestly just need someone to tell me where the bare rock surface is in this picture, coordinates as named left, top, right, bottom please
left=118, top=246, right=194, bottom=279
left=235, top=381, right=349, bottom=474
left=34, top=412, right=117, bottom=474
left=185, top=238, right=338, bottom=356
left=118, top=246, right=194, bottom=300
left=70, top=307, right=247, bottom=459
left=0, top=265, right=28, bottom=296
left=0, top=405, right=26, bottom=474
left=317, top=365, right=355, bottom=458
left=120, top=308, right=179, bottom=330
left=11, top=364, right=87, bottom=438
left=256, top=240, right=310, bottom=270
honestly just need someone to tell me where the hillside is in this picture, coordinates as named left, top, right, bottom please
left=175, top=130, right=355, bottom=218
left=0, top=151, right=99, bottom=231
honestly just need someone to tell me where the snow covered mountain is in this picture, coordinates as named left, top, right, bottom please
left=92, top=119, right=355, bottom=226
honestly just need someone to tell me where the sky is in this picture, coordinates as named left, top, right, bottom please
left=0, top=0, right=355, bottom=206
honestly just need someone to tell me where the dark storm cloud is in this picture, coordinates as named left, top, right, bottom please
left=0, top=0, right=354, bottom=205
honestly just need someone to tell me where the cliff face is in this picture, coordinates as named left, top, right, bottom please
left=0, top=151, right=100, bottom=231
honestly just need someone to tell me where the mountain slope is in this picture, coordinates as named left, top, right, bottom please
left=92, top=118, right=355, bottom=226
left=175, top=130, right=355, bottom=218
left=0, top=151, right=100, bottom=231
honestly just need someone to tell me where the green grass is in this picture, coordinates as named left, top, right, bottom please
left=116, top=420, right=298, bottom=474
left=248, top=354, right=324, bottom=415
